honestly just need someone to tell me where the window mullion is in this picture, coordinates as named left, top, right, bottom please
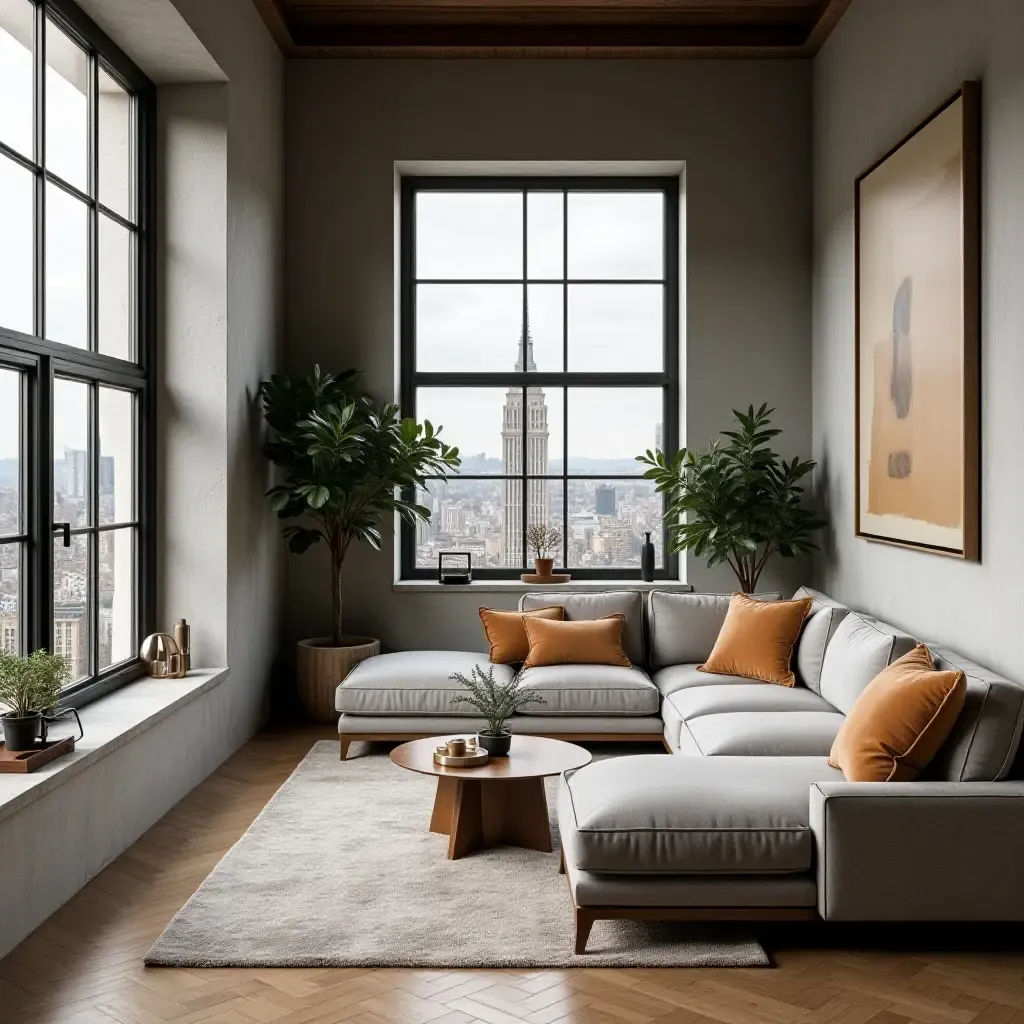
left=561, top=189, right=568, bottom=570
left=520, top=190, right=527, bottom=570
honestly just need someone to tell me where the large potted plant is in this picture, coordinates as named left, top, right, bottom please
left=0, top=650, right=71, bottom=751
left=638, top=404, right=825, bottom=593
left=262, top=366, right=460, bottom=721
left=449, top=664, right=545, bottom=756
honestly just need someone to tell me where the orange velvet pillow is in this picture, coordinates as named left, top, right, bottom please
left=479, top=606, right=565, bottom=664
left=829, top=644, right=967, bottom=782
left=522, top=614, right=631, bottom=669
left=698, top=592, right=813, bottom=686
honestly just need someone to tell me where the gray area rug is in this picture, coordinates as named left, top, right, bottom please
left=146, top=741, right=768, bottom=968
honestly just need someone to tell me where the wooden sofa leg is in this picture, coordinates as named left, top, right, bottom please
left=339, top=737, right=353, bottom=761
left=574, top=908, right=595, bottom=955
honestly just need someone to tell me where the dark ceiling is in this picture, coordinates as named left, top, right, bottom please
left=252, top=0, right=853, bottom=57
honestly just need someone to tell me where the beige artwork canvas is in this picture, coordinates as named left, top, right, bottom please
left=855, top=84, right=979, bottom=558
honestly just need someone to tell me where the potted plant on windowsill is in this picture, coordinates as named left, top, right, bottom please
left=261, top=366, right=461, bottom=722
left=638, top=404, right=826, bottom=593
left=0, top=650, right=71, bottom=752
left=449, top=663, right=545, bottom=756
left=526, top=524, right=561, bottom=579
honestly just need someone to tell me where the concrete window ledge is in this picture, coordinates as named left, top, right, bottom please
left=393, top=580, right=694, bottom=594
left=0, top=668, right=230, bottom=825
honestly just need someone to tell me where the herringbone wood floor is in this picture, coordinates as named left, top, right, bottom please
left=3, top=726, right=1024, bottom=1024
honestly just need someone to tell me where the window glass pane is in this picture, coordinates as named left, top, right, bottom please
left=416, top=192, right=522, bottom=280
left=0, top=0, right=34, bottom=159
left=0, top=543, right=19, bottom=653
left=45, top=183, right=88, bottom=348
left=45, top=16, right=88, bottom=192
left=98, top=214, right=132, bottom=359
left=99, top=526, right=133, bottom=670
left=54, top=376, right=89, bottom=527
left=0, top=155, right=34, bottom=335
left=567, top=479, right=663, bottom=570
left=568, top=387, right=661, bottom=475
left=568, top=284, right=663, bottom=371
left=568, top=192, right=664, bottom=280
left=413, top=478, right=505, bottom=569
left=99, top=386, right=132, bottom=525
left=416, top=284, right=521, bottom=372
left=416, top=387, right=507, bottom=475
left=526, top=479, right=564, bottom=567
left=527, top=192, right=562, bottom=279
left=98, top=67, right=132, bottom=221
left=54, top=532, right=89, bottom=681
left=525, top=284, right=562, bottom=372
left=0, top=367, right=19, bottom=535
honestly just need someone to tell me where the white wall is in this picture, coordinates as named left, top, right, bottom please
left=812, top=0, right=1024, bottom=676
left=285, top=59, right=813, bottom=651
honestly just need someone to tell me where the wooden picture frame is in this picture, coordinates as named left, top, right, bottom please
left=854, top=81, right=981, bottom=560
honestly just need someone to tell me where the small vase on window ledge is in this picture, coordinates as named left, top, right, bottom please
left=640, top=532, right=655, bottom=582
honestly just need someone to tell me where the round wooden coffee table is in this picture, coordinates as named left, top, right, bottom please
left=390, top=735, right=591, bottom=861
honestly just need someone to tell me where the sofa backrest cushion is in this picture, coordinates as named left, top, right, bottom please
left=925, top=646, right=1024, bottom=782
left=647, top=591, right=781, bottom=669
left=791, top=587, right=851, bottom=695
left=818, top=612, right=917, bottom=715
left=520, top=590, right=645, bottom=665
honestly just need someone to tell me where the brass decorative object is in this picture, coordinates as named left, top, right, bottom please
left=174, top=618, right=191, bottom=672
left=433, top=738, right=488, bottom=768
left=140, top=633, right=187, bottom=679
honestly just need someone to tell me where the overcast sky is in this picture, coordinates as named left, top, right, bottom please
left=415, top=190, right=666, bottom=463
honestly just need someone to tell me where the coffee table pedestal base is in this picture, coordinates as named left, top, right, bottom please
left=430, top=776, right=552, bottom=860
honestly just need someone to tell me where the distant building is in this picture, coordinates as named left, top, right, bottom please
left=64, top=448, right=88, bottom=499
left=595, top=484, right=617, bottom=517
left=655, top=422, right=663, bottom=453
left=501, top=312, right=549, bottom=566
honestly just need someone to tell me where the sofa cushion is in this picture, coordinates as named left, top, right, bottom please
left=922, top=646, right=1024, bottom=782
left=791, top=587, right=851, bottom=694
left=522, top=614, right=631, bottom=669
left=647, top=591, right=781, bottom=669
left=559, top=754, right=842, bottom=874
left=335, top=651, right=512, bottom=716
left=652, top=663, right=754, bottom=699
left=521, top=591, right=644, bottom=665
left=478, top=605, right=565, bottom=664
left=685, top=711, right=845, bottom=757
left=516, top=664, right=659, bottom=716
left=699, top=593, right=813, bottom=687
left=666, top=682, right=837, bottom=723
left=818, top=612, right=917, bottom=715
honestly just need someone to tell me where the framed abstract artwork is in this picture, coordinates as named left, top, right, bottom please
left=855, top=81, right=981, bottom=559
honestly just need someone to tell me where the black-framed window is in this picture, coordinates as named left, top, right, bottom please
left=400, top=177, right=679, bottom=580
left=0, top=0, right=154, bottom=704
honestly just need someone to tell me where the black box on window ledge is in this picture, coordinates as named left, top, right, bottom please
left=438, top=552, right=472, bottom=585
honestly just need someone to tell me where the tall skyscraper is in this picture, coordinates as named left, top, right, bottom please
left=595, top=484, right=617, bottom=517
left=501, top=313, right=549, bottom=566
left=64, top=448, right=88, bottom=499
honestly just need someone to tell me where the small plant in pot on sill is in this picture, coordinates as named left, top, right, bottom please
left=261, top=366, right=460, bottom=722
left=638, top=404, right=826, bottom=593
left=449, top=664, right=545, bottom=756
left=526, top=523, right=561, bottom=579
left=0, top=650, right=71, bottom=752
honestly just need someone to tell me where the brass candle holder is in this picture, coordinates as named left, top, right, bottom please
left=140, top=633, right=187, bottom=679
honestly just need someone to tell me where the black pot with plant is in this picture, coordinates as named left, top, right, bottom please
left=449, top=664, right=545, bottom=756
left=0, top=650, right=71, bottom=752
left=638, top=404, right=826, bottom=593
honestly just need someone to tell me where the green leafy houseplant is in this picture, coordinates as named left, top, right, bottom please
left=449, top=664, right=545, bottom=738
left=261, top=366, right=461, bottom=647
left=638, top=404, right=826, bottom=593
left=0, top=650, right=71, bottom=718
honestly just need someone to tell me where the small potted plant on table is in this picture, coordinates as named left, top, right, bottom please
left=0, top=650, right=71, bottom=752
left=526, top=524, right=561, bottom=580
left=449, top=664, right=545, bottom=756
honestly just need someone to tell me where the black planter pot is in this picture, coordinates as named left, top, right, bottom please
left=477, top=730, right=512, bottom=757
left=2, top=712, right=42, bottom=752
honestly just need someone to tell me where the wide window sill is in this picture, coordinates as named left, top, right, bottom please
left=392, top=579, right=692, bottom=594
left=0, top=667, right=230, bottom=825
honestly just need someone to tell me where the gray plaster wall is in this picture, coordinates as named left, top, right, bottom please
left=811, top=0, right=1024, bottom=676
left=284, top=59, right=813, bottom=652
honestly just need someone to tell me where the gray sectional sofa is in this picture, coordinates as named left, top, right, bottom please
left=336, top=587, right=1024, bottom=951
